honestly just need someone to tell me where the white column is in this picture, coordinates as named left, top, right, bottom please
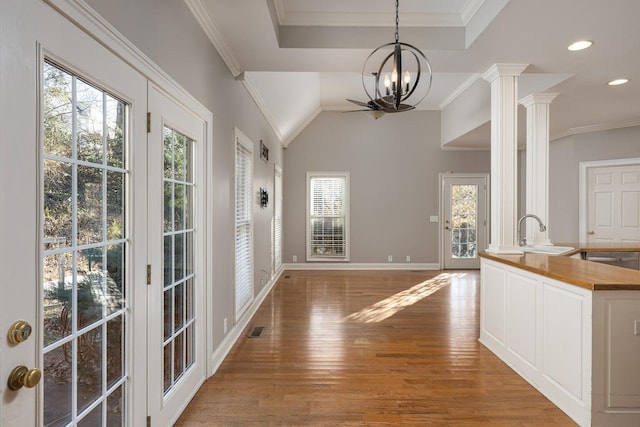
left=520, top=93, right=558, bottom=246
left=482, top=64, right=528, bottom=254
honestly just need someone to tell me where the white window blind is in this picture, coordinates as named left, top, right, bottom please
left=235, top=131, right=253, bottom=317
left=307, top=173, right=349, bottom=261
left=274, top=165, right=283, bottom=271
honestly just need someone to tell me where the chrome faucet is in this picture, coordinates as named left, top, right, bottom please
left=517, top=214, right=547, bottom=246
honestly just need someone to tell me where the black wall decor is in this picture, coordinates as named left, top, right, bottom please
left=260, top=140, right=269, bottom=163
left=259, top=187, right=269, bottom=208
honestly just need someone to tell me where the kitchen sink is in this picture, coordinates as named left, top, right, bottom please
left=521, top=245, right=575, bottom=256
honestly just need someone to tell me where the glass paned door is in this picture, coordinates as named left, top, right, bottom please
left=147, top=86, right=206, bottom=426
left=42, top=61, right=128, bottom=426
left=442, top=175, right=488, bottom=269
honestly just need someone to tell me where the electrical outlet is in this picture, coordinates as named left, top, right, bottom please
left=406, top=255, right=411, bottom=262
left=388, top=255, right=393, bottom=262
left=223, top=318, right=228, bottom=334
left=430, top=215, right=439, bottom=223
left=292, top=255, right=297, bottom=262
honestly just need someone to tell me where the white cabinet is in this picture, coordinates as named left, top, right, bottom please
left=480, top=258, right=592, bottom=426
left=480, top=257, right=640, bottom=427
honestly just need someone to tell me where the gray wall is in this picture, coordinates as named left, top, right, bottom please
left=86, top=0, right=283, bottom=346
left=283, top=110, right=491, bottom=265
left=548, top=126, right=640, bottom=242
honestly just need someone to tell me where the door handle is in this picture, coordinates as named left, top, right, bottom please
left=445, top=226, right=450, bottom=230
left=588, top=231, right=595, bottom=235
left=7, top=366, right=41, bottom=390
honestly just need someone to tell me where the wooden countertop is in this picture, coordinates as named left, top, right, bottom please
left=557, top=241, right=640, bottom=254
left=480, top=243, right=640, bottom=291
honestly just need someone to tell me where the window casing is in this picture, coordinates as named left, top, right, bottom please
left=306, top=172, right=350, bottom=261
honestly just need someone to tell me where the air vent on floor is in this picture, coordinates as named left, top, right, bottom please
left=248, top=326, right=264, bottom=338
left=285, top=275, right=291, bottom=279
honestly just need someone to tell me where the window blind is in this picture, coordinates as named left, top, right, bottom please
left=235, top=136, right=253, bottom=316
left=307, top=174, right=348, bottom=260
left=274, top=166, right=283, bottom=270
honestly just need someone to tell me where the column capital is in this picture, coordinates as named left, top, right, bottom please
left=520, top=93, right=559, bottom=107
left=482, top=63, right=529, bottom=82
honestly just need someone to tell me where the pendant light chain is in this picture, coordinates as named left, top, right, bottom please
left=394, top=0, right=400, bottom=43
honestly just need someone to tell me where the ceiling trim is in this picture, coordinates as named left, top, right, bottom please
left=283, top=107, right=322, bottom=147
left=184, top=0, right=242, bottom=78
left=550, top=119, right=640, bottom=142
left=439, top=73, right=482, bottom=110
left=241, top=74, right=285, bottom=144
left=460, top=0, right=487, bottom=25
left=273, top=0, right=465, bottom=27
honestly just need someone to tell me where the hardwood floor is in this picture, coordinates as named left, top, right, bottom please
left=176, top=270, right=576, bottom=426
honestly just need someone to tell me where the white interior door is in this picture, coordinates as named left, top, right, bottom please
left=442, top=174, right=489, bottom=269
left=1, top=1, right=148, bottom=425
left=147, top=86, right=207, bottom=426
left=587, top=163, right=640, bottom=243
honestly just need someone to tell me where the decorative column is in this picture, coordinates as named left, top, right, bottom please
left=519, top=93, right=558, bottom=246
left=482, top=64, right=528, bottom=254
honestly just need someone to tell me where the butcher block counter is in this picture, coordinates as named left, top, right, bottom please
left=479, top=248, right=640, bottom=291
left=479, top=243, right=640, bottom=427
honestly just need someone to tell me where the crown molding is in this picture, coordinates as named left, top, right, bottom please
left=551, top=118, right=640, bottom=141
left=241, top=74, right=285, bottom=144
left=283, top=107, right=322, bottom=147
left=184, top=0, right=242, bottom=78
left=439, top=73, right=482, bottom=109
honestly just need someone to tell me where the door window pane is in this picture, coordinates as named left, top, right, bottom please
left=42, top=61, right=128, bottom=426
left=162, top=126, right=196, bottom=395
left=450, top=184, right=478, bottom=259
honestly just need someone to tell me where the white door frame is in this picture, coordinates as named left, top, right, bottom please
left=1, top=0, right=214, bottom=424
left=439, top=173, right=490, bottom=269
left=578, top=157, right=640, bottom=243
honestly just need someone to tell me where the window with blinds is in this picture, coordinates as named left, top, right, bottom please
left=235, top=131, right=253, bottom=317
left=274, top=165, right=283, bottom=271
left=306, top=172, right=349, bottom=261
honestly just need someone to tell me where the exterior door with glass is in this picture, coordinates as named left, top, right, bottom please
left=442, top=174, right=489, bottom=269
left=1, top=0, right=147, bottom=425
left=147, top=86, right=207, bottom=426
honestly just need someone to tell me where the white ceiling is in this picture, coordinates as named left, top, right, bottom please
left=186, top=0, right=640, bottom=148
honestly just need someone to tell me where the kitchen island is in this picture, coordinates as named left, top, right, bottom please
left=479, top=244, right=640, bottom=427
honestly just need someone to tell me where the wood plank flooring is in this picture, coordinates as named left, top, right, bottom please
left=176, top=270, right=577, bottom=426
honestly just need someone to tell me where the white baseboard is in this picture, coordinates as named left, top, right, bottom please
left=281, top=262, right=440, bottom=271
left=209, top=265, right=284, bottom=377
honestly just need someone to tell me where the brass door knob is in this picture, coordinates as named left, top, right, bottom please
left=445, top=226, right=450, bottom=230
left=7, top=365, right=42, bottom=390
left=588, top=231, right=595, bottom=235
left=8, top=320, right=32, bottom=344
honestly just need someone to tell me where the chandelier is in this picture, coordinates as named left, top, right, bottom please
left=360, top=0, right=432, bottom=113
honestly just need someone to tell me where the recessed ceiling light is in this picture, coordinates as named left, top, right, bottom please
left=608, top=78, right=629, bottom=86
left=568, top=40, right=592, bottom=51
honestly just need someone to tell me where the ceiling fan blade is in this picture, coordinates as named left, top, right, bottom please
left=346, top=98, right=370, bottom=108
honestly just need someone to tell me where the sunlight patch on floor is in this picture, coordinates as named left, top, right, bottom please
left=344, top=273, right=466, bottom=323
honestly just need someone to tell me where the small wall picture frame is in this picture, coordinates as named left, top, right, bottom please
left=260, top=140, right=269, bottom=163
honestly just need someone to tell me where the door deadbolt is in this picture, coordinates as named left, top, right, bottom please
left=8, top=320, right=32, bottom=344
left=7, top=366, right=41, bottom=391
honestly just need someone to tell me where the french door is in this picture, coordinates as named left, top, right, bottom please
left=441, top=174, right=489, bottom=269
left=1, top=1, right=207, bottom=425
left=147, top=86, right=207, bottom=426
